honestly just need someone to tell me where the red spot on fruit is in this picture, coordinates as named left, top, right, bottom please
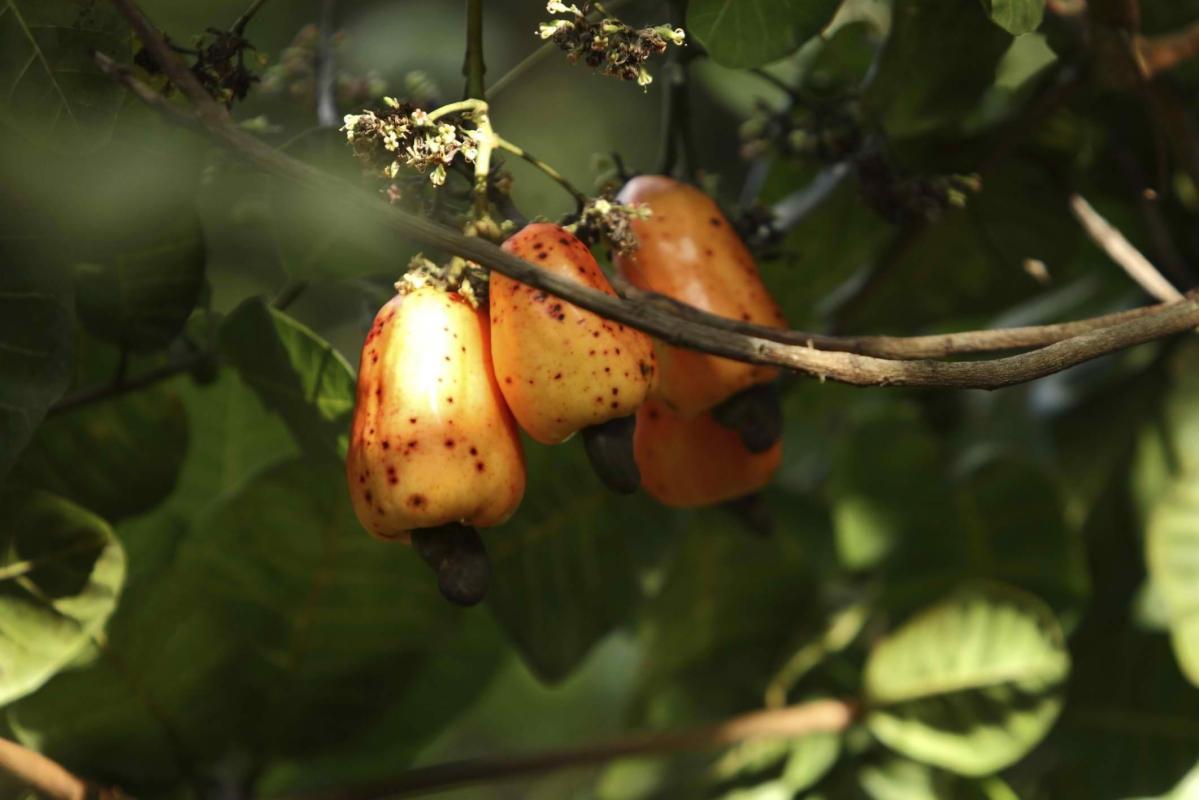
left=408, top=494, right=426, bottom=508
left=444, top=439, right=455, bottom=448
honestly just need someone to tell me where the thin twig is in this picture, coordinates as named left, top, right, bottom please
left=0, top=737, right=116, bottom=800
left=495, top=137, right=587, bottom=206
left=1069, top=193, right=1183, bottom=302
left=297, top=699, right=858, bottom=800
left=94, top=26, right=1199, bottom=391
left=110, top=0, right=226, bottom=119
left=656, top=0, right=696, bottom=179
left=315, top=0, right=338, bottom=127
left=232, top=0, right=271, bottom=35
left=50, top=354, right=208, bottom=415
left=1137, top=22, right=1199, bottom=76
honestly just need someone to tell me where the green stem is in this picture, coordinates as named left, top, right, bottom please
left=487, top=0, right=635, bottom=99
left=464, top=0, right=486, bottom=100
left=657, top=0, right=696, bottom=179
left=495, top=137, right=587, bottom=206
left=232, top=0, right=270, bottom=35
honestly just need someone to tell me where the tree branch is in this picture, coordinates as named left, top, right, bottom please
left=1069, top=193, right=1183, bottom=302
left=1137, top=21, right=1199, bottom=76
left=50, top=353, right=209, bottom=415
left=0, top=737, right=118, bottom=800
left=95, top=3, right=1199, bottom=391
left=297, top=699, right=857, bottom=799
left=232, top=0, right=271, bottom=36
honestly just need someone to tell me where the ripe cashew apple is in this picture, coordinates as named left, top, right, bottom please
left=634, top=397, right=781, bottom=508
left=346, top=285, right=525, bottom=541
left=491, top=223, right=656, bottom=444
left=614, top=175, right=786, bottom=418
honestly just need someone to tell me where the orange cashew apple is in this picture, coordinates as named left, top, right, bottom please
left=634, top=397, right=782, bottom=508
left=346, top=284, right=525, bottom=541
left=614, top=175, right=786, bottom=418
left=491, top=223, right=656, bottom=444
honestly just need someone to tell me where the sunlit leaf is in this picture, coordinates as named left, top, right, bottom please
left=979, top=0, right=1045, bottom=35
left=0, top=489, right=124, bottom=707
left=220, top=299, right=356, bottom=457
left=688, top=0, right=844, bottom=69
left=864, top=581, right=1070, bottom=775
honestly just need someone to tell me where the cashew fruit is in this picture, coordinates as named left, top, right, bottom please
left=346, top=285, right=525, bottom=540
left=634, top=397, right=781, bottom=508
left=492, top=223, right=656, bottom=444
left=615, top=175, right=786, bottom=418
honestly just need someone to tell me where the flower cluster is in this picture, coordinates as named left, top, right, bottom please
left=538, top=2, right=685, bottom=87
left=572, top=196, right=651, bottom=255
left=342, top=99, right=481, bottom=187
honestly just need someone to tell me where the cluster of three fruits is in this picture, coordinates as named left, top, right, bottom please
left=346, top=176, right=785, bottom=543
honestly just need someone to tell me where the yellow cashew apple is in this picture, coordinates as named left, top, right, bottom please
left=346, top=285, right=525, bottom=540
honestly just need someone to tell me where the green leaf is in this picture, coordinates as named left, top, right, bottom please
left=0, top=0, right=128, bottom=150
left=71, top=210, right=206, bottom=351
left=0, top=489, right=125, bottom=707
left=1136, top=342, right=1199, bottom=686
left=863, top=0, right=1011, bottom=137
left=0, top=246, right=73, bottom=484
left=1146, top=478, right=1199, bottom=686
left=486, top=439, right=672, bottom=682
left=167, top=366, right=299, bottom=517
left=864, top=581, right=1070, bottom=776
left=979, top=0, right=1045, bottom=35
left=831, top=407, right=1088, bottom=621
left=856, top=756, right=993, bottom=800
left=635, top=502, right=824, bottom=722
left=220, top=299, right=356, bottom=457
left=182, top=456, right=463, bottom=755
left=6, top=564, right=246, bottom=789
left=688, top=0, right=844, bottom=69
left=8, top=456, right=466, bottom=787
left=710, top=728, right=841, bottom=798
left=256, top=610, right=506, bottom=795
left=12, top=383, right=188, bottom=521
left=1048, top=631, right=1199, bottom=799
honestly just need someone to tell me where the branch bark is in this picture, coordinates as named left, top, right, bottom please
left=97, top=1, right=1199, bottom=392
left=1069, top=193, right=1183, bottom=302
left=0, top=737, right=118, bottom=800
left=298, top=699, right=857, bottom=799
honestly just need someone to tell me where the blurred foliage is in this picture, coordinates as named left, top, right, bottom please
left=2, top=0, right=1199, bottom=798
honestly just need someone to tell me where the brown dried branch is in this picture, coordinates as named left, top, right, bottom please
left=0, top=737, right=122, bottom=800
left=98, top=1, right=1199, bottom=392
left=296, top=699, right=858, bottom=799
